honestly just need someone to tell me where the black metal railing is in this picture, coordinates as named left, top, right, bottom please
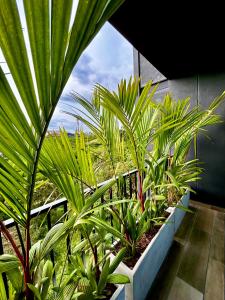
left=2, top=169, right=138, bottom=230
left=0, top=169, right=139, bottom=290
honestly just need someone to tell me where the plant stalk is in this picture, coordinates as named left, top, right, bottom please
left=0, top=220, right=25, bottom=266
left=24, top=104, right=60, bottom=299
left=138, top=171, right=145, bottom=212
left=83, top=229, right=100, bottom=282
left=24, top=226, right=33, bottom=300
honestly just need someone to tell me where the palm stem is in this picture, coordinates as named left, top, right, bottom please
left=138, top=171, right=144, bottom=212
left=0, top=221, right=24, bottom=266
left=24, top=104, right=59, bottom=299
left=84, top=230, right=100, bottom=282
left=15, top=223, right=26, bottom=260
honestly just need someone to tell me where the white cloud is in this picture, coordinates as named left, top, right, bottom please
left=83, top=22, right=133, bottom=88
left=62, top=22, right=133, bottom=97
left=51, top=22, right=134, bottom=132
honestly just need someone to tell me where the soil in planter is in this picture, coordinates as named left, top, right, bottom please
left=104, top=283, right=117, bottom=300
left=114, top=212, right=170, bottom=270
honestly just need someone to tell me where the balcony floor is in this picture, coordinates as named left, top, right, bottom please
left=147, top=200, right=225, bottom=300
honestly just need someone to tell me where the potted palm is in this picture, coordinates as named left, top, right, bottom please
left=67, top=80, right=225, bottom=300
left=115, top=93, right=225, bottom=300
left=68, top=78, right=163, bottom=212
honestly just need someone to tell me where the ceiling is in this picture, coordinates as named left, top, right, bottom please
left=109, top=1, right=225, bottom=79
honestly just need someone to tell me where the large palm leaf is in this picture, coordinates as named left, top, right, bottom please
left=96, top=78, right=159, bottom=171
left=66, top=89, right=125, bottom=177
left=67, top=78, right=160, bottom=211
left=153, top=93, right=225, bottom=162
left=95, top=78, right=160, bottom=211
left=40, top=129, right=97, bottom=213
left=144, top=93, right=225, bottom=205
left=0, top=0, right=124, bottom=227
left=0, top=0, right=124, bottom=297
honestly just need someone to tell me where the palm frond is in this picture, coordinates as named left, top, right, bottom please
left=67, top=89, right=125, bottom=175
left=0, top=0, right=124, bottom=224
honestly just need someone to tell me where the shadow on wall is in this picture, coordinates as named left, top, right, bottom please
left=194, top=122, right=225, bottom=207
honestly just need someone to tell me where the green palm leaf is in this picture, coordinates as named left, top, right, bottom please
left=40, top=129, right=98, bottom=213
left=0, top=274, right=7, bottom=300
left=67, top=89, right=125, bottom=176
left=0, top=0, right=125, bottom=295
left=0, top=0, right=124, bottom=224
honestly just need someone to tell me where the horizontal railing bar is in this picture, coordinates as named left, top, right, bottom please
left=4, top=198, right=67, bottom=228
left=4, top=169, right=138, bottom=228
left=85, top=168, right=138, bottom=192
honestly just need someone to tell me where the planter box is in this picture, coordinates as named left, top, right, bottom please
left=173, top=190, right=190, bottom=232
left=110, top=192, right=190, bottom=300
left=110, top=285, right=125, bottom=300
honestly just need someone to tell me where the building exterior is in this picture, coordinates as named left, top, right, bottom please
left=132, top=50, right=225, bottom=207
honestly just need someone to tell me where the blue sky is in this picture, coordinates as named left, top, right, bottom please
left=49, top=22, right=133, bottom=132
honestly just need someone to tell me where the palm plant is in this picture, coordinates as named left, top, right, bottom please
left=0, top=1, right=124, bottom=298
left=40, top=130, right=97, bottom=213
left=67, top=78, right=161, bottom=211
left=143, top=93, right=225, bottom=204
left=39, top=129, right=131, bottom=288
left=107, top=198, right=165, bottom=257
left=63, top=247, right=129, bottom=300
left=39, top=129, right=129, bottom=236
left=66, top=89, right=126, bottom=180
left=92, top=78, right=181, bottom=211
left=0, top=128, right=129, bottom=299
left=152, top=93, right=225, bottom=162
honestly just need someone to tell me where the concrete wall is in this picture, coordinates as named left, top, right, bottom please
left=170, top=74, right=225, bottom=207
left=134, top=50, right=225, bottom=207
left=133, top=49, right=166, bottom=87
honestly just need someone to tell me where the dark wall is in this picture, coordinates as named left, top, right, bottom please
left=135, top=51, right=225, bottom=207
left=196, top=73, right=225, bottom=207
left=133, top=49, right=166, bottom=87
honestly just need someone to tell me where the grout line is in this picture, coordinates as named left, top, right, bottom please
left=203, top=209, right=216, bottom=298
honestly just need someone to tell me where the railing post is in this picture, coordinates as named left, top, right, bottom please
left=47, top=212, right=56, bottom=285
left=109, top=187, right=113, bottom=200
left=0, top=232, right=4, bottom=255
left=123, top=176, right=127, bottom=198
left=143, top=171, right=146, bottom=201
left=109, top=188, right=114, bottom=243
left=129, top=174, right=133, bottom=199
left=134, top=171, right=138, bottom=198
left=0, top=233, right=9, bottom=297
left=63, top=202, right=71, bottom=260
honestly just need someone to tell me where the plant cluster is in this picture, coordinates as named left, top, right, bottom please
left=0, top=1, right=224, bottom=300
left=66, top=77, right=224, bottom=258
left=0, top=1, right=128, bottom=299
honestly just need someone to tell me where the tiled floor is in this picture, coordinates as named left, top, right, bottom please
left=147, top=200, right=225, bottom=300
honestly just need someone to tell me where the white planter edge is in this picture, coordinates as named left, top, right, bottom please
left=110, top=191, right=190, bottom=300
left=110, top=284, right=125, bottom=300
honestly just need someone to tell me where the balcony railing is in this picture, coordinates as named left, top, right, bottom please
left=0, top=169, right=139, bottom=291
